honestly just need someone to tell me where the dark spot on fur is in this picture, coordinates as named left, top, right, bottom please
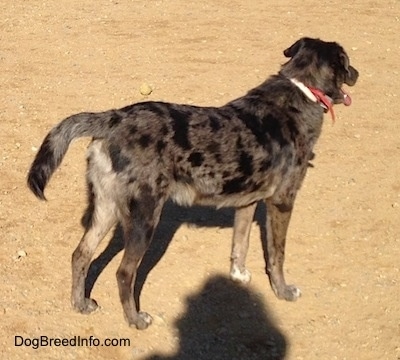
left=209, top=116, right=221, bottom=131
left=249, top=181, right=263, bottom=192
left=206, top=142, right=222, bottom=162
left=173, top=166, right=193, bottom=184
left=129, top=125, right=137, bottom=135
left=239, top=151, right=253, bottom=176
left=274, top=202, right=293, bottom=212
left=264, top=114, right=289, bottom=147
left=260, top=159, right=272, bottom=172
left=81, top=181, right=95, bottom=229
left=232, top=107, right=267, bottom=145
left=236, top=137, right=244, bottom=150
left=156, top=175, right=165, bottom=186
left=188, top=152, right=204, bottom=167
left=139, top=183, right=153, bottom=195
left=289, top=106, right=300, bottom=114
left=286, top=118, right=300, bottom=142
left=144, top=102, right=168, bottom=117
left=128, top=176, right=137, bottom=184
left=121, top=102, right=166, bottom=118
left=108, top=143, right=130, bottom=173
left=244, top=179, right=259, bottom=192
left=170, top=107, right=191, bottom=150
left=222, top=176, right=247, bottom=194
left=161, top=124, right=168, bottom=136
left=109, top=112, right=122, bottom=128
left=192, top=122, right=207, bottom=131
left=119, top=104, right=136, bottom=113
left=156, top=140, right=166, bottom=154
left=139, top=134, right=152, bottom=148
left=206, top=141, right=220, bottom=154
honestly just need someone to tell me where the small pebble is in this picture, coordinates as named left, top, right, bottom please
left=139, top=83, right=153, bottom=96
left=13, top=249, right=27, bottom=261
left=17, top=250, right=27, bottom=257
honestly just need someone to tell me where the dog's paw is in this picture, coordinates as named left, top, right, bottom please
left=275, top=285, right=302, bottom=301
left=72, top=298, right=99, bottom=314
left=230, top=266, right=252, bottom=284
left=129, top=311, right=153, bottom=330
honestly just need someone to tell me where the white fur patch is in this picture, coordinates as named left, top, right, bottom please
left=290, top=78, right=318, bottom=102
left=230, top=265, right=251, bottom=284
left=293, top=287, right=302, bottom=298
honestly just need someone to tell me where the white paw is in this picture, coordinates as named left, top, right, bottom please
left=130, top=311, right=153, bottom=330
left=293, top=287, right=302, bottom=299
left=273, top=284, right=302, bottom=301
left=230, top=265, right=252, bottom=284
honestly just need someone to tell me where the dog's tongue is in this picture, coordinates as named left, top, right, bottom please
left=342, top=89, right=352, bottom=106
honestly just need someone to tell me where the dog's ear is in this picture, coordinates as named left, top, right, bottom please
left=283, top=37, right=308, bottom=58
left=340, top=52, right=359, bottom=86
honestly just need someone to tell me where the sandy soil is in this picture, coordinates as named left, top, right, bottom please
left=1, top=1, right=399, bottom=359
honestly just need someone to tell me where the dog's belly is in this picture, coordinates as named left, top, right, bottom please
left=195, top=189, right=277, bottom=208
left=169, top=180, right=277, bottom=208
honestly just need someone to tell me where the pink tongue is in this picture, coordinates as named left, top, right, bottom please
left=342, top=89, right=352, bottom=106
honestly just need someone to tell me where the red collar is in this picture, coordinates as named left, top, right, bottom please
left=290, top=79, right=335, bottom=122
left=308, top=87, right=335, bottom=122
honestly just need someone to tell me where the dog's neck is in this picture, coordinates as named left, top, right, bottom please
left=290, top=78, right=335, bottom=122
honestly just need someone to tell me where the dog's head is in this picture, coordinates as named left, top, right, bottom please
left=281, top=37, right=359, bottom=106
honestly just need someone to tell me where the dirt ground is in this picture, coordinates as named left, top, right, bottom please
left=1, top=1, right=399, bottom=359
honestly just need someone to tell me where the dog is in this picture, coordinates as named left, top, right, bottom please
left=27, top=37, right=358, bottom=330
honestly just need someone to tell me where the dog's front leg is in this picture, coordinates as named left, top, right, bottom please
left=265, top=198, right=301, bottom=301
left=230, top=202, right=257, bottom=284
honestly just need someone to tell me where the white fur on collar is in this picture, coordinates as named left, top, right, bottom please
left=290, top=78, right=317, bottom=102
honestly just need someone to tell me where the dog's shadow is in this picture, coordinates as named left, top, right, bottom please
left=85, top=201, right=268, bottom=311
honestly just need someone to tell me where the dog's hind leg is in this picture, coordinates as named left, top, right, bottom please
left=230, top=202, right=257, bottom=284
left=71, top=194, right=117, bottom=313
left=71, top=141, right=118, bottom=314
left=71, top=179, right=118, bottom=314
left=265, top=198, right=301, bottom=301
left=116, top=186, right=165, bottom=330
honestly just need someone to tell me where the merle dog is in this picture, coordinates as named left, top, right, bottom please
left=27, top=37, right=358, bottom=330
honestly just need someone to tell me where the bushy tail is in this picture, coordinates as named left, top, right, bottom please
left=27, top=110, right=118, bottom=200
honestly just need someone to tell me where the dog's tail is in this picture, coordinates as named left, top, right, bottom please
left=27, top=110, right=118, bottom=200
